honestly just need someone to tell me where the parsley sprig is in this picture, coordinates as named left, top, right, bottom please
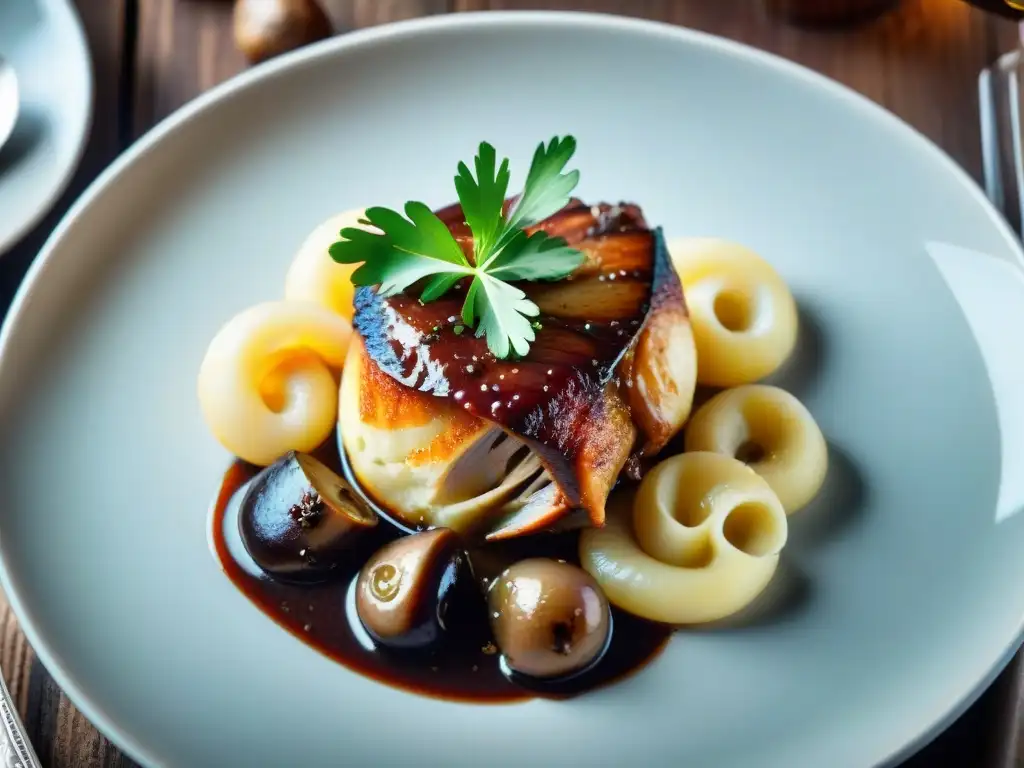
left=329, top=136, right=584, bottom=359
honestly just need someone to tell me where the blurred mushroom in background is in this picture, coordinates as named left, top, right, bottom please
left=233, top=0, right=334, bottom=64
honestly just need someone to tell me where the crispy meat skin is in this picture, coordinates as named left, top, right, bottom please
left=351, top=200, right=688, bottom=526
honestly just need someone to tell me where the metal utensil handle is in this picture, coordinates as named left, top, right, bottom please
left=980, top=22, right=1024, bottom=234
left=0, top=672, right=40, bottom=768
left=978, top=26, right=1024, bottom=768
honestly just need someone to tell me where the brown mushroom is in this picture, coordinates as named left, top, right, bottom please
left=239, top=451, right=377, bottom=582
left=488, top=558, right=611, bottom=680
left=233, top=0, right=333, bottom=65
left=355, top=528, right=473, bottom=651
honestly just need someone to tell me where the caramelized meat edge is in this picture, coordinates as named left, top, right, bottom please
left=350, top=200, right=693, bottom=528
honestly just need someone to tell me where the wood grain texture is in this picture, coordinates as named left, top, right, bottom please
left=4, top=1, right=1024, bottom=767
left=133, top=0, right=450, bottom=134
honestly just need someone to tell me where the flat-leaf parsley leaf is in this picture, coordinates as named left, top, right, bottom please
left=329, top=136, right=585, bottom=358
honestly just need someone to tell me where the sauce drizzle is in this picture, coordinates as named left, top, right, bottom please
left=209, top=444, right=672, bottom=703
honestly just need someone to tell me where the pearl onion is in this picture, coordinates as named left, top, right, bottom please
left=580, top=452, right=787, bottom=624
left=283, top=208, right=372, bottom=321
left=669, top=238, right=798, bottom=387
left=685, top=385, right=827, bottom=514
left=197, top=300, right=351, bottom=466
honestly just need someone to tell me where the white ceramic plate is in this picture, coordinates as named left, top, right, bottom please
left=0, top=0, right=92, bottom=256
left=1, top=12, right=1023, bottom=768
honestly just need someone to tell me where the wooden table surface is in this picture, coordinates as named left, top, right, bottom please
left=1, top=0, right=1022, bottom=765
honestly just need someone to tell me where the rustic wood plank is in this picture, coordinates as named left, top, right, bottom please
left=133, top=0, right=244, bottom=136
left=33, top=670, right=138, bottom=768
left=326, top=0, right=450, bottom=28
left=453, top=0, right=995, bottom=181
left=133, top=0, right=449, bottom=137
left=0, top=3, right=139, bottom=766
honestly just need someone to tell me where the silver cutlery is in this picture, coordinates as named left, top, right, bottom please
left=0, top=56, right=19, bottom=154
left=0, top=670, right=40, bottom=768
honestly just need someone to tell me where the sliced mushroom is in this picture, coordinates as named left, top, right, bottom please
left=239, top=451, right=377, bottom=582
left=484, top=482, right=565, bottom=541
left=355, top=528, right=477, bottom=651
left=433, top=448, right=546, bottom=535
left=431, top=428, right=511, bottom=504
left=488, top=558, right=611, bottom=680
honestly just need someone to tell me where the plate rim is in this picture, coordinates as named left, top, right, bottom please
left=1, top=10, right=1022, bottom=767
left=0, top=0, right=95, bottom=258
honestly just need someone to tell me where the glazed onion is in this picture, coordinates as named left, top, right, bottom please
left=198, top=299, right=351, bottom=466
left=283, top=208, right=371, bottom=322
left=685, top=384, right=828, bottom=513
left=580, top=452, right=788, bottom=624
left=668, top=238, right=798, bottom=387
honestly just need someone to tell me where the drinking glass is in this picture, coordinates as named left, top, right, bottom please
left=977, top=2, right=1024, bottom=232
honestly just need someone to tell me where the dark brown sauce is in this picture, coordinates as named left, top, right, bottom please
left=210, top=440, right=672, bottom=704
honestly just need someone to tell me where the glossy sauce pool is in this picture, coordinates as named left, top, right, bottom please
left=209, top=443, right=672, bottom=703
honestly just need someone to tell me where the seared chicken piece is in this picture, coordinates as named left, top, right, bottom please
left=339, top=200, right=697, bottom=539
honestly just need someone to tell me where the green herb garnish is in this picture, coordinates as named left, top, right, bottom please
left=329, top=136, right=584, bottom=359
